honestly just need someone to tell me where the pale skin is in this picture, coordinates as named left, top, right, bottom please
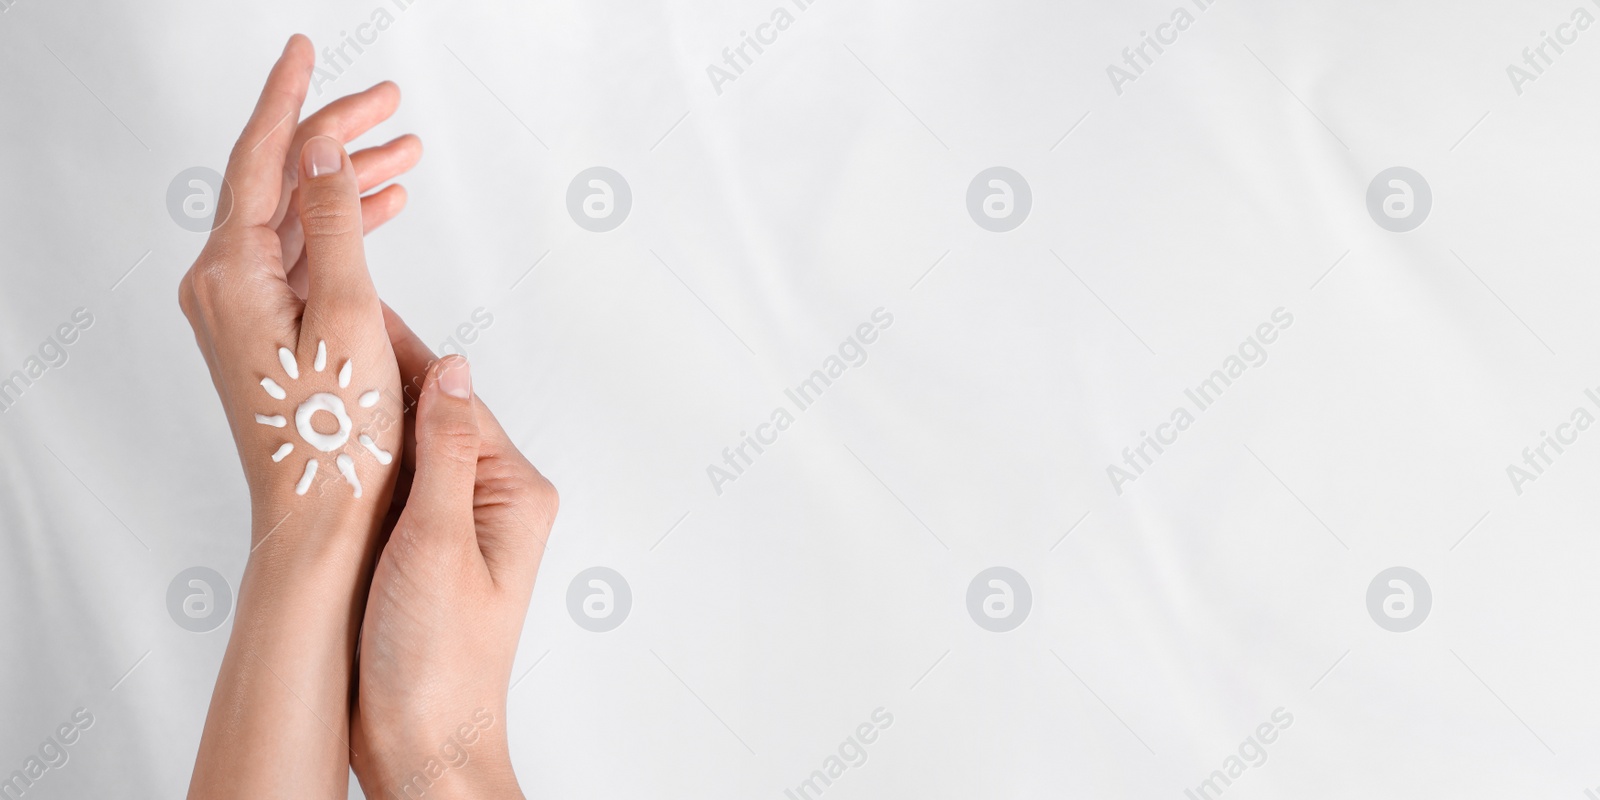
left=181, top=35, right=556, bottom=799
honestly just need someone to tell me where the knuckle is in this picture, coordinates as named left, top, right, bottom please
left=533, top=476, right=559, bottom=523
left=177, top=275, right=196, bottom=320
left=299, top=195, right=359, bottom=239
left=422, top=419, right=479, bottom=467
left=310, top=290, right=375, bottom=320
left=185, top=258, right=230, bottom=307
left=225, top=140, right=251, bottom=173
left=531, top=472, right=558, bottom=515
left=516, top=474, right=559, bottom=531
left=488, top=456, right=558, bottom=522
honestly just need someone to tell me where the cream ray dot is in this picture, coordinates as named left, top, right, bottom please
left=271, top=443, right=294, bottom=463
left=261, top=378, right=287, bottom=400
left=338, top=359, right=352, bottom=388
left=336, top=453, right=362, bottom=498
left=358, top=390, right=379, bottom=408
left=358, top=434, right=392, bottom=465
left=255, top=414, right=287, bottom=428
left=314, top=340, right=327, bottom=372
left=295, top=459, right=318, bottom=495
left=278, top=347, right=299, bottom=380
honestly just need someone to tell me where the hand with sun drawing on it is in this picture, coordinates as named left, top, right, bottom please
left=178, top=35, right=418, bottom=798
left=179, top=34, right=418, bottom=530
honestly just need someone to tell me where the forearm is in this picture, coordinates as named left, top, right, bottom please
left=188, top=513, right=378, bottom=799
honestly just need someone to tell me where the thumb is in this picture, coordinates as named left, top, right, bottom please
left=298, top=134, right=378, bottom=318
left=403, top=355, right=479, bottom=540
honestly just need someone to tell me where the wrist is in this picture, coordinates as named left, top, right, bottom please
left=233, top=509, right=382, bottom=655
left=246, top=492, right=386, bottom=571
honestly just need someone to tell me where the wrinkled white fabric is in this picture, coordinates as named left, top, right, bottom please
left=0, top=1, right=1592, bottom=797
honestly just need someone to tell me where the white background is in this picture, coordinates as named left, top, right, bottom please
left=3, top=0, right=1599, bottom=797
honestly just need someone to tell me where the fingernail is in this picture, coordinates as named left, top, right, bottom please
left=438, top=357, right=472, bottom=400
left=303, top=136, right=342, bottom=178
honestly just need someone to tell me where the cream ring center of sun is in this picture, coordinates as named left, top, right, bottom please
left=294, top=392, right=352, bottom=452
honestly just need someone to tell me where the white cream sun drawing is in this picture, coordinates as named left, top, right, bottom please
left=252, top=340, right=391, bottom=497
